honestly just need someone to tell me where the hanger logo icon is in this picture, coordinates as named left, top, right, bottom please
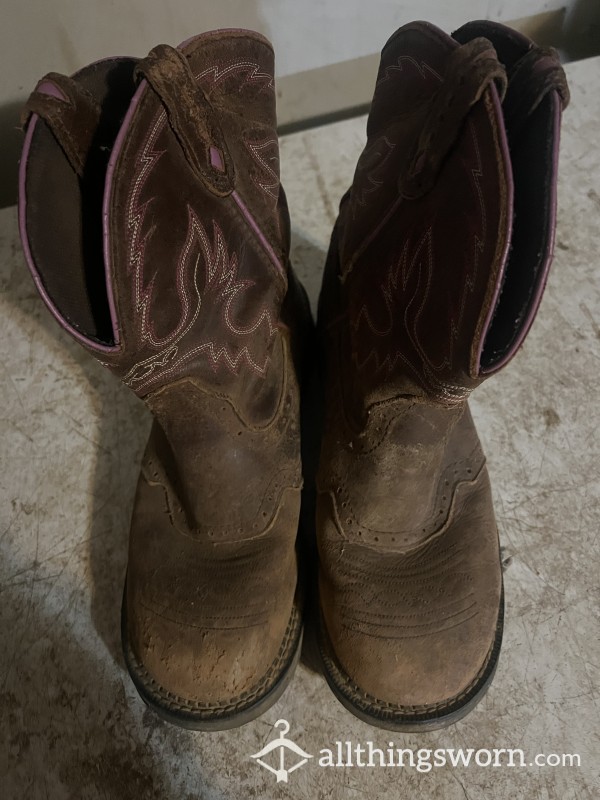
left=250, top=719, right=313, bottom=783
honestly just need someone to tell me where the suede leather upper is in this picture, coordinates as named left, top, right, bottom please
left=317, top=21, right=567, bottom=722
left=19, top=31, right=309, bottom=720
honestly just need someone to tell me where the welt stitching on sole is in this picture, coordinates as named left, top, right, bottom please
left=125, top=604, right=302, bottom=717
left=319, top=596, right=503, bottom=720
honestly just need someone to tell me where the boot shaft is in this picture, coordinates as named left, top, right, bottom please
left=321, top=21, right=568, bottom=412
left=19, top=31, right=309, bottom=536
left=19, top=31, right=297, bottom=421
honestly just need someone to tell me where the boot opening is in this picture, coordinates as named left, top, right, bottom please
left=453, top=22, right=561, bottom=373
left=479, top=94, right=557, bottom=371
left=22, top=58, right=137, bottom=347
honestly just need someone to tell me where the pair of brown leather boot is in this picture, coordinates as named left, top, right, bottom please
left=19, top=21, right=567, bottom=731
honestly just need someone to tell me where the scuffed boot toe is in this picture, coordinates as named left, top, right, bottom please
left=123, top=588, right=303, bottom=730
left=318, top=470, right=503, bottom=730
left=121, top=470, right=304, bottom=730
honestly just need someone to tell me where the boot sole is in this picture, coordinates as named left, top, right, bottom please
left=121, top=588, right=303, bottom=731
left=317, top=590, right=504, bottom=732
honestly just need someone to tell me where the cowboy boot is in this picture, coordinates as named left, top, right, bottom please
left=316, top=21, right=568, bottom=730
left=19, top=30, right=311, bottom=729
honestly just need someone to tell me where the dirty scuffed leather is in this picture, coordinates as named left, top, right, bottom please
left=316, top=21, right=568, bottom=728
left=19, top=30, right=310, bottom=727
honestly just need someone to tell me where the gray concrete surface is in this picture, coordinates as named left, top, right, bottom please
left=1, top=56, right=598, bottom=799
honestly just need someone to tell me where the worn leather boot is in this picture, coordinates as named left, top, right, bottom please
left=316, top=21, right=568, bottom=730
left=19, top=30, right=311, bottom=729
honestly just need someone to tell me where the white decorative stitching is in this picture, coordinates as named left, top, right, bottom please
left=195, top=61, right=274, bottom=92
left=245, top=137, right=280, bottom=199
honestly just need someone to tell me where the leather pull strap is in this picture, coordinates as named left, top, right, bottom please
left=136, top=44, right=235, bottom=197
left=22, top=73, right=101, bottom=177
left=403, top=38, right=507, bottom=198
left=503, top=46, right=570, bottom=137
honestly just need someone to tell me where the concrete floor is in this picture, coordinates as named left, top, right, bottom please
left=1, top=56, right=599, bottom=799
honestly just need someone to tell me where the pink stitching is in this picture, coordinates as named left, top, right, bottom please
left=349, top=121, right=487, bottom=405
left=196, top=61, right=274, bottom=92
left=245, top=136, right=280, bottom=200
left=192, top=214, right=276, bottom=338
left=351, top=136, right=396, bottom=219
left=376, top=55, right=442, bottom=88
left=342, top=56, right=442, bottom=278
left=121, top=79, right=278, bottom=391
left=124, top=206, right=275, bottom=388
left=353, top=240, right=409, bottom=340
left=130, top=342, right=270, bottom=393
